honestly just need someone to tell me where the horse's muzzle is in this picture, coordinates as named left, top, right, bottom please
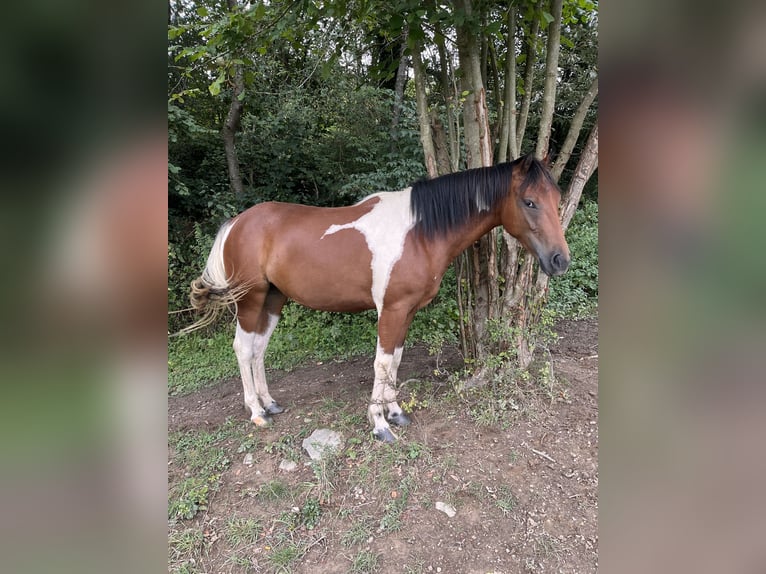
left=543, top=252, right=570, bottom=276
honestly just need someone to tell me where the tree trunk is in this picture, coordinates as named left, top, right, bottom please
left=411, top=33, right=439, bottom=178
left=497, top=5, right=517, bottom=163
left=560, top=123, right=598, bottom=231
left=222, top=0, right=244, bottom=195
left=455, top=0, right=498, bottom=359
left=551, top=77, right=598, bottom=182
left=535, top=0, right=564, bottom=160
left=518, top=123, right=598, bottom=368
left=516, top=0, right=543, bottom=150
left=434, top=23, right=460, bottom=172
left=390, top=29, right=410, bottom=144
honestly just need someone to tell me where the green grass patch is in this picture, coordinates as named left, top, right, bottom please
left=168, top=329, right=238, bottom=395
left=349, top=549, right=381, bottom=573
left=168, top=420, right=248, bottom=520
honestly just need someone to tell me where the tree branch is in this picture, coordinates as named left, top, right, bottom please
left=551, top=77, right=598, bottom=182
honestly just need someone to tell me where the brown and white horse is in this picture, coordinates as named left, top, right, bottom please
left=187, top=154, right=570, bottom=442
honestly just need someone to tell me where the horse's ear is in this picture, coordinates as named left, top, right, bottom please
left=542, top=147, right=556, bottom=168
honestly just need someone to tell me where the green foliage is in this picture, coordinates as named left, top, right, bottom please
left=168, top=329, right=239, bottom=396
left=548, top=201, right=599, bottom=318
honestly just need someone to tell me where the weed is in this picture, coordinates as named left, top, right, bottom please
left=378, top=474, right=415, bottom=533
left=341, top=519, right=374, bottom=548
left=168, top=528, right=204, bottom=571
left=308, top=451, right=341, bottom=503
left=300, top=497, right=322, bottom=530
left=268, top=539, right=305, bottom=572
left=258, top=480, right=292, bottom=502
left=348, top=549, right=380, bottom=573
left=225, top=516, right=262, bottom=546
left=495, top=485, right=518, bottom=517
left=168, top=476, right=211, bottom=520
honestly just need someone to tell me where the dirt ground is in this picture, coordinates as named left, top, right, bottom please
left=168, top=317, right=598, bottom=573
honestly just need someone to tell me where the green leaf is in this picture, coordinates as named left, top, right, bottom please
left=208, top=76, right=224, bottom=96
left=542, top=11, right=554, bottom=24
left=196, top=6, right=208, bottom=17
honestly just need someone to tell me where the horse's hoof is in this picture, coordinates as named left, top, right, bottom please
left=387, top=412, right=411, bottom=427
left=265, top=401, right=285, bottom=415
left=252, top=414, right=273, bottom=427
left=373, top=428, right=397, bottom=443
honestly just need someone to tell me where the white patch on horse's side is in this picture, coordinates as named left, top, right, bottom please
left=203, top=218, right=237, bottom=288
left=475, top=192, right=491, bottom=212
left=322, top=188, right=415, bottom=313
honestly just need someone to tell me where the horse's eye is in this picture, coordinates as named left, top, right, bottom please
left=524, top=199, right=537, bottom=209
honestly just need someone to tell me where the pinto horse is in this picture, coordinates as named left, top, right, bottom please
left=187, top=154, right=570, bottom=442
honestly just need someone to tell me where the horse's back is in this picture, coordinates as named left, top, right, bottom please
left=224, top=199, right=382, bottom=311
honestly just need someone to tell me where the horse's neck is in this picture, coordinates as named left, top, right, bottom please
left=431, top=208, right=502, bottom=269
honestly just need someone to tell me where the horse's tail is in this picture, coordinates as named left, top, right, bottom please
left=179, top=219, right=249, bottom=334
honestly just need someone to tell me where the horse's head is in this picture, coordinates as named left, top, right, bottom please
left=501, top=155, right=570, bottom=277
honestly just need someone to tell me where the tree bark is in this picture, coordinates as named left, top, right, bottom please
left=515, top=0, right=544, bottom=150
left=497, top=5, right=517, bottom=163
left=222, top=0, right=244, bottom=195
left=390, top=29, right=410, bottom=144
left=560, top=123, right=598, bottom=231
left=516, top=123, right=598, bottom=368
left=535, top=0, right=564, bottom=160
left=455, top=0, right=498, bottom=359
left=551, top=77, right=598, bottom=182
left=434, top=23, right=459, bottom=172
left=411, top=34, right=439, bottom=178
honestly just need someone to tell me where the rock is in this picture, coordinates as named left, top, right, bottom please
left=302, top=429, right=343, bottom=460
left=243, top=453, right=254, bottom=466
left=435, top=501, right=456, bottom=518
left=279, top=459, right=298, bottom=472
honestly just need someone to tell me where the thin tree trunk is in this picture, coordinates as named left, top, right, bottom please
left=560, top=123, right=598, bottom=231
left=435, top=23, right=459, bottom=172
left=411, top=34, right=439, bottom=178
left=455, top=0, right=498, bottom=359
left=520, top=123, right=598, bottom=366
left=222, top=0, right=244, bottom=195
left=551, top=77, right=598, bottom=181
left=516, top=0, right=543, bottom=150
left=390, top=29, right=410, bottom=144
left=497, top=5, right=517, bottom=163
left=535, top=0, right=563, bottom=159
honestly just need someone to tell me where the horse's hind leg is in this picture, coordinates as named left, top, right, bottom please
left=234, top=286, right=287, bottom=426
left=251, top=287, right=287, bottom=415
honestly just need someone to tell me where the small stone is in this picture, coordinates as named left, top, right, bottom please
left=279, top=459, right=298, bottom=472
left=435, top=501, right=456, bottom=518
left=302, top=429, right=343, bottom=460
left=243, top=453, right=254, bottom=466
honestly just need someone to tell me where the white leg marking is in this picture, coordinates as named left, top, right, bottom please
left=385, top=346, right=405, bottom=417
left=369, top=342, right=396, bottom=435
left=321, top=189, right=415, bottom=313
left=251, top=314, right=280, bottom=408
left=233, top=321, right=263, bottom=419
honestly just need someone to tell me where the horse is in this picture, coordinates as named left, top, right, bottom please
left=185, top=153, right=570, bottom=442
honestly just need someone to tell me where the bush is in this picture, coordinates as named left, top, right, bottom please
left=547, top=200, right=598, bottom=317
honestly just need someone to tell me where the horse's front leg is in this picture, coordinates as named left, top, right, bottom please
left=369, top=309, right=414, bottom=441
left=369, top=342, right=398, bottom=442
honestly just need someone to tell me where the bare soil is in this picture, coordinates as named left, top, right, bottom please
left=168, top=317, right=598, bottom=573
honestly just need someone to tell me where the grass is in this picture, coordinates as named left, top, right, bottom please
left=341, top=518, right=375, bottom=548
left=225, top=516, right=262, bottom=546
left=168, top=418, right=250, bottom=520
left=348, top=549, right=381, bottom=573
left=168, top=329, right=239, bottom=396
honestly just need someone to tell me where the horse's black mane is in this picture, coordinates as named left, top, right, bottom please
left=409, top=153, right=558, bottom=239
